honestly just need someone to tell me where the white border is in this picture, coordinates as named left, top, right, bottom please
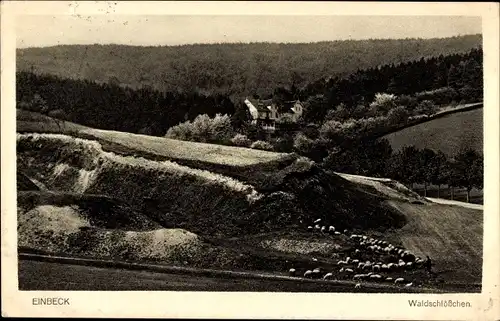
left=2, top=1, right=499, bottom=319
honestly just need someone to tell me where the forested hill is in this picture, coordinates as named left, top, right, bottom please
left=17, top=34, right=482, bottom=97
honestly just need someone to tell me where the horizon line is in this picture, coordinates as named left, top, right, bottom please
left=17, top=33, right=483, bottom=50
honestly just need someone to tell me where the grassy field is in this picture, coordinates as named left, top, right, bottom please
left=385, top=200, right=482, bottom=283
left=17, top=109, right=293, bottom=167
left=382, top=107, right=483, bottom=156
left=314, top=173, right=483, bottom=283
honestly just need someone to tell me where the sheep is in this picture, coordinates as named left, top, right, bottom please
left=313, top=268, right=321, bottom=274
left=385, top=277, right=393, bottom=282
left=304, top=270, right=313, bottom=278
left=357, top=262, right=365, bottom=270
left=350, top=234, right=359, bottom=239
left=289, top=268, right=297, bottom=276
left=334, top=231, right=341, bottom=235
left=339, top=267, right=344, bottom=273
left=307, top=226, right=313, bottom=231
left=321, top=226, right=326, bottom=233
left=362, top=235, right=367, bottom=240
left=352, top=259, right=359, bottom=264
left=406, top=262, right=414, bottom=270
left=314, top=224, right=321, bottom=230
left=353, top=274, right=368, bottom=280
left=343, top=229, right=348, bottom=234
left=345, top=257, right=351, bottom=264
left=337, top=260, right=347, bottom=265
left=323, top=272, right=333, bottom=280
left=387, top=263, right=395, bottom=271
left=329, top=226, right=335, bottom=232
left=355, top=283, right=362, bottom=289
left=372, top=265, right=381, bottom=272
left=362, top=263, right=372, bottom=271
left=370, top=274, right=383, bottom=281
left=312, top=258, right=318, bottom=262
left=405, top=282, right=414, bottom=287
left=394, top=277, right=405, bottom=284
left=344, top=268, right=354, bottom=274
left=381, top=264, right=389, bottom=271
left=313, top=218, right=322, bottom=224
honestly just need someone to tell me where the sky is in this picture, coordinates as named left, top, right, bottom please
left=16, top=15, right=482, bottom=48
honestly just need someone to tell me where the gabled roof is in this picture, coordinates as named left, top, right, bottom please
left=246, top=98, right=273, bottom=112
left=245, top=98, right=303, bottom=114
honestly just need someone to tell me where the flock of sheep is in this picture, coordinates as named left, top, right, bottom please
left=288, top=218, right=427, bottom=288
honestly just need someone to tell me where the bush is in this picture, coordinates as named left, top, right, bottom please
left=270, top=135, right=294, bottom=153
left=415, top=87, right=458, bottom=106
left=165, top=114, right=234, bottom=144
left=458, top=86, right=482, bottom=103
left=231, top=134, right=252, bottom=147
left=396, top=95, right=419, bottom=112
left=250, top=140, right=274, bottom=151
left=415, top=100, right=438, bottom=116
left=368, top=93, right=397, bottom=116
left=387, top=106, right=410, bottom=126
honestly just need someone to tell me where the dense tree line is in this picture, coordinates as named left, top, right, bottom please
left=16, top=71, right=235, bottom=136
left=389, top=147, right=483, bottom=202
left=294, top=47, right=483, bottom=124
left=17, top=35, right=481, bottom=97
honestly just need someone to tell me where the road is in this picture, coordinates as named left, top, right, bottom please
left=19, top=259, right=407, bottom=292
left=426, top=197, right=483, bottom=210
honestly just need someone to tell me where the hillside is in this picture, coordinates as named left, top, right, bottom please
left=17, top=35, right=482, bottom=97
left=382, top=106, right=483, bottom=156
left=16, top=114, right=483, bottom=289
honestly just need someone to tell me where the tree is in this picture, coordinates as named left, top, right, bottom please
left=28, top=93, right=49, bottom=113
left=397, top=146, right=421, bottom=188
left=368, top=93, right=397, bottom=116
left=453, top=149, right=483, bottom=203
left=430, top=151, right=448, bottom=198
left=447, top=64, right=462, bottom=88
left=417, top=148, right=437, bottom=197
left=165, top=113, right=234, bottom=144
left=387, top=106, right=410, bottom=126
left=444, top=158, right=460, bottom=200
left=302, top=94, right=330, bottom=124
left=231, top=101, right=251, bottom=132
left=325, top=103, right=351, bottom=122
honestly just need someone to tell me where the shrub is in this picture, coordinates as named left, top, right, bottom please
left=415, top=87, right=458, bottom=106
left=270, top=135, right=294, bottom=153
left=387, top=106, right=410, bottom=126
left=231, top=134, right=252, bottom=147
left=165, top=113, right=234, bottom=144
left=415, top=100, right=438, bottom=116
left=368, top=93, right=397, bottom=116
left=250, top=140, right=274, bottom=151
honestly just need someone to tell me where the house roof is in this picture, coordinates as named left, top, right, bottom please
left=246, top=98, right=273, bottom=112
left=245, top=98, right=303, bottom=114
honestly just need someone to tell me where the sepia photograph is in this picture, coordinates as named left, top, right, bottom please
left=2, top=1, right=499, bottom=319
